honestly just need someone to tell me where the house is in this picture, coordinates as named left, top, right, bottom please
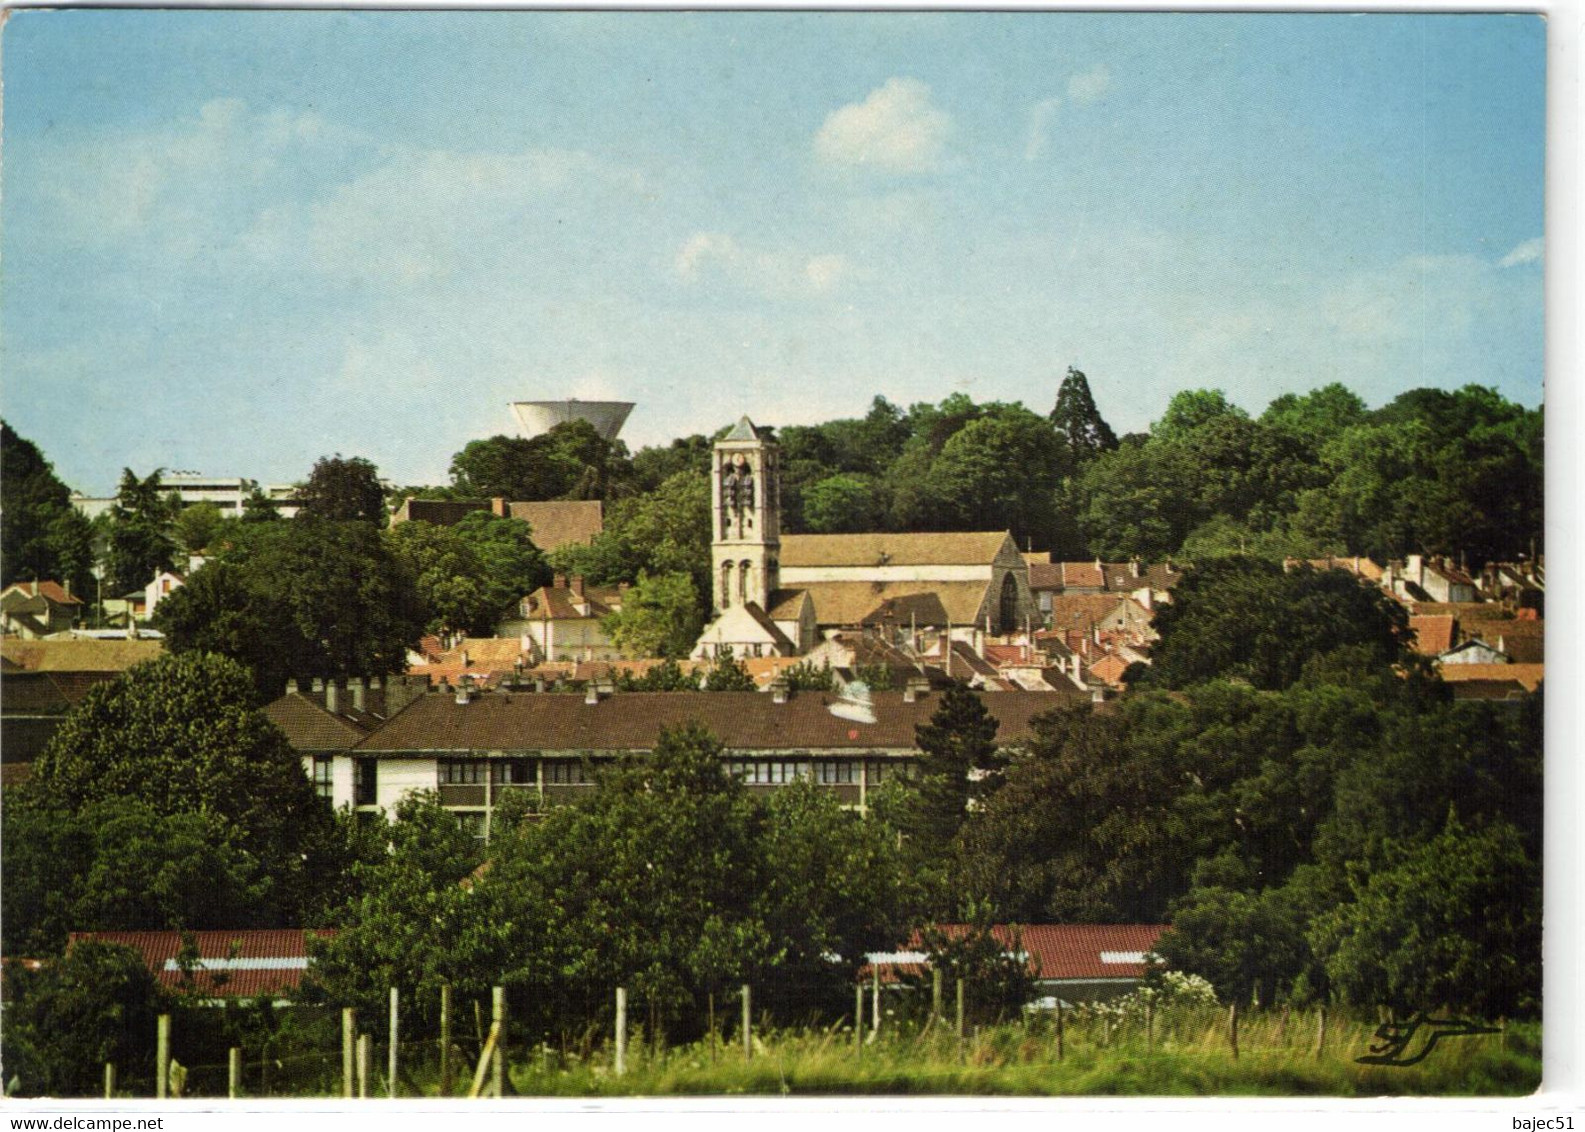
left=266, top=684, right=1086, bottom=836
left=1435, top=664, right=1543, bottom=696
left=1383, top=555, right=1479, bottom=604
left=67, top=930, right=333, bottom=1003
left=499, top=575, right=626, bottom=663
left=408, top=637, right=535, bottom=686
left=1408, top=614, right=1457, bottom=657
left=693, top=418, right=1034, bottom=658
left=863, top=923, right=1168, bottom=1005
left=0, top=580, right=82, bottom=638
left=143, top=570, right=185, bottom=619
left=262, top=674, right=432, bottom=803
left=1439, top=638, right=1510, bottom=666
left=389, top=497, right=604, bottom=555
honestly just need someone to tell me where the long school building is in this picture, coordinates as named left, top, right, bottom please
left=265, top=680, right=1085, bottom=837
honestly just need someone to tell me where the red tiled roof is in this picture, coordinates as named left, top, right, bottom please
left=67, top=930, right=334, bottom=999
left=353, top=688, right=1085, bottom=755
left=263, top=693, right=373, bottom=750
left=1087, top=653, right=1131, bottom=687
left=1409, top=615, right=1457, bottom=657
left=1058, top=563, right=1105, bottom=590
left=867, top=924, right=1168, bottom=983
left=1027, top=563, right=1063, bottom=592
left=0, top=580, right=82, bottom=605
left=1437, top=663, right=1543, bottom=692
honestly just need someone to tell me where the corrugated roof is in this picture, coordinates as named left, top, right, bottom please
left=67, top=930, right=333, bottom=999
left=795, top=580, right=990, bottom=627
left=352, top=688, right=1083, bottom=755
left=506, top=501, right=604, bottom=553
left=780, top=531, right=1012, bottom=568
left=0, top=639, right=164, bottom=672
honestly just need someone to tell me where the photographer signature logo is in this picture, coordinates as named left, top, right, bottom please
left=1355, top=1011, right=1500, bottom=1066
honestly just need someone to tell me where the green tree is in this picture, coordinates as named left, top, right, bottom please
left=1147, top=557, right=1408, bottom=691
left=551, top=470, right=712, bottom=601
left=1310, top=816, right=1540, bottom=1017
left=1152, top=388, right=1247, bottom=439
left=702, top=651, right=756, bottom=691
left=1, top=941, right=169, bottom=1097
left=450, top=509, right=552, bottom=615
left=449, top=421, right=616, bottom=501
left=172, top=502, right=227, bottom=557
left=296, top=455, right=386, bottom=524
left=156, top=519, right=425, bottom=696
left=601, top=571, right=702, bottom=659
left=0, top=421, right=96, bottom=595
left=28, top=652, right=338, bottom=926
left=902, top=684, right=1004, bottom=873
left=1049, top=366, right=1118, bottom=469
left=104, top=468, right=179, bottom=593
left=385, top=520, right=499, bottom=637
left=919, top=410, right=1065, bottom=546
left=1260, top=383, right=1367, bottom=448
left=801, top=473, right=888, bottom=533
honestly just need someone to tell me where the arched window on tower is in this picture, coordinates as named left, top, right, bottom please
left=721, top=561, right=735, bottom=608
left=999, top=572, right=1019, bottom=635
left=739, top=560, right=751, bottom=606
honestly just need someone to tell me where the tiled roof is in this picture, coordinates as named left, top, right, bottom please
left=867, top=924, right=1168, bottom=983
left=352, top=688, right=1084, bottom=755
left=766, top=588, right=812, bottom=622
left=506, top=501, right=604, bottom=553
left=1436, top=664, right=1543, bottom=692
left=1057, top=562, right=1105, bottom=590
left=859, top=591, right=952, bottom=628
left=1142, top=562, right=1187, bottom=590
left=67, top=930, right=334, bottom=999
left=1026, top=563, right=1063, bottom=592
left=1101, top=565, right=1141, bottom=591
left=1407, top=602, right=1512, bottom=621
left=1409, top=615, right=1457, bottom=657
left=796, top=580, right=990, bottom=626
left=390, top=498, right=492, bottom=526
left=781, top=531, right=1012, bottom=568
left=524, top=582, right=622, bottom=622
left=263, top=693, right=375, bottom=750
left=0, top=639, right=164, bottom=672
left=1087, top=653, right=1131, bottom=687
left=1302, top=557, right=1383, bottom=582
left=0, top=581, right=82, bottom=605
left=1496, top=632, right=1544, bottom=664
left=1046, top=594, right=1134, bottom=631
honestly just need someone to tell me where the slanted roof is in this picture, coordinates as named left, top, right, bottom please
left=263, top=693, right=376, bottom=750
left=796, top=580, right=989, bottom=627
left=765, top=588, right=812, bottom=622
left=0, top=639, right=164, bottom=672
left=1409, top=615, right=1457, bottom=657
left=724, top=416, right=760, bottom=441
left=1026, top=562, right=1063, bottom=592
left=67, top=931, right=333, bottom=1000
left=860, top=591, right=952, bottom=628
left=1088, top=653, right=1132, bottom=687
left=353, top=688, right=1084, bottom=755
left=1437, top=664, right=1543, bottom=693
left=524, top=581, right=622, bottom=621
left=1046, top=593, right=1135, bottom=631
left=1058, top=562, right=1105, bottom=589
left=865, top=924, right=1167, bottom=983
left=780, top=531, right=1013, bottom=569
left=506, top=500, right=604, bottom=552
left=0, top=581, right=82, bottom=606
left=390, top=498, right=491, bottom=526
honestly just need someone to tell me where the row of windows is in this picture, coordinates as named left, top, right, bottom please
left=337, top=757, right=895, bottom=804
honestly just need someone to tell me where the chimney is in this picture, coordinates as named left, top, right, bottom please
left=1068, top=653, right=1081, bottom=685
left=492, top=497, right=509, bottom=518
left=31, top=580, right=38, bottom=597
left=350, top=676, right=366, bottom=712
left=311, top=677, right=324, bottom=693
left=455, top=677, right=473, bottom=706
left=571, top=576, right=585, bottom=598
left=584, top=682, right=600, bottom=706
left=534, top=677, right=546, bottom=694
left=325, top=680, right=339, bottom=714
left=903, top=674, right=929, bottom=704
left=286, top=678, right=299, bottom=695
left=553, top=573, right=567, bottom=590
left=1091, top=684, right=1107, bottom=704
left=770, top=677, right=789, bottom=704
left=461, top=649, right=471, bottom=668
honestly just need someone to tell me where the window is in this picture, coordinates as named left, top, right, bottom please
left=313, top=756, right=335, bottom=800
left=455, top=812, right=486, bottom=841
left=545, top=761, right=590, bottom=785
left=492, top=760, right=532, bottom=785
left=440, top=760, right=487, bottom=785
left=729, top=760, right=810, bottom=785
left=353, top=759, right=377, bottom=806
left=816, top=761, right=857, bottom=785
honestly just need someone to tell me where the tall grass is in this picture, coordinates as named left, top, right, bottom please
left=483, top=1008, right=1539, bottom=1097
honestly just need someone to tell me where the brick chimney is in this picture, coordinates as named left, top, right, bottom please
left=553, top=573, right=567, bottom=590
left=571, top=576, right=585, bottom=598
left=770, top=677, right=790, bottom=704
left=492, top=497, right=509, bottom=518
left=324, top=680, right=339, bottom=714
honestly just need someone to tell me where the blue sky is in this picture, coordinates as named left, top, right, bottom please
left=1, top=11, right=1545, bottom=494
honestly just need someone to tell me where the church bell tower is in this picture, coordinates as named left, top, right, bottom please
left=711, top=417, right=780, bottom=614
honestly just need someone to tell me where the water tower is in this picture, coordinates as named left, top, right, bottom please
left=510, top=399, right=635, bottom=443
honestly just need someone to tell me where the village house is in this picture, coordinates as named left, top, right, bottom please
left=0, top=580, right=83, bottom=639
left=499, top=575, right=627, bottom=663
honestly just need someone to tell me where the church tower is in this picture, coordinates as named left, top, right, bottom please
left=711, top=416, right=780, bottom=614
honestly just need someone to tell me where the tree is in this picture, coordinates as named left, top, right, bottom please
left=1, top=420, right=93, bottom=593
left=1309, top=816, right=1540, bottom=1017
left=296, top=455, right=386, bottom=524
left=156, top=519, right=425, bottom=696
left=902, top=684, right=1003, bottom=870
left=1, top=941, right=169, bottom=1097
left=1049, top=366, right=1118, bottom=468
left=920, top=410, right=1065, bottom=546
left=551, top=470, right=712, bottom=601
left=801, top=473, right=887, bottom=534
left=384, top=520, right=499, bottom=637
left=28, top=652, right=339, bottom=925
left=172, top=502, right=227, bottom=557
left=449, top=421, right=616, bottom=501
left=450, top=509, right=552, bottom=614
left=104, top=468, right=179, bottom=593
left=1152, top=388, right=1247, bottom=439
left=702, top=651, right=756, bottom=691
left=600, top=571, right=702, bottom=659
left=1147, top=557, right=1409, bottom=691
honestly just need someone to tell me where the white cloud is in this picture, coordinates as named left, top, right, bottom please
left=1024, top=98, right=1062, bottom=161
left=814, top=77, right=951, bottom=174
left=674, top=231, right=848, bottom=298
left=1499, top=237, right=1543, bottom=268
left=1067, top=65, right=1112, bottom=105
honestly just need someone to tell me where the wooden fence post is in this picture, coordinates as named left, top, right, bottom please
left=1228, top=1002, right=1239, bottom=1060
left=389, top=987, right=400, bottom=1098
left=955, top=977, right=965, bottom=1042
left=741, top=984, right=752, bottom=1059
left=1146, top=1000, right=1154, bottom=1052
left=854, top=982, right=864, bottom=1051
left=357, top=1033, right=370, bottom=1098
left=1055, top=999, right=1064, bottom=1062
left=155, top=1014, right=170, bottom=1100
left=615, top=987, right=627, bottom=1076
left=440, top=983, right=453, bottom=1095
left=1315, top=1003, right=1326, bottom=1060
left=491, top=986, right=506, bottom=1097
left=228, top=1047, right=241, bottom=1099
left=932, top=966, right=943, bottom=1026
left=103, top=1062, right=115, bottom=1100
left=341, top=1007, right=355, bottom=1098
left=871, top=966, right=881, bottom=1035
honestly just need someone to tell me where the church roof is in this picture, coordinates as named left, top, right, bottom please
left=780, top=531, right=1013, bottom=569
left=794, top=579, right=991, bottom=626
left=724, top=417, right=760, bottom=441
left=766, top=588, right=812, bottom=621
